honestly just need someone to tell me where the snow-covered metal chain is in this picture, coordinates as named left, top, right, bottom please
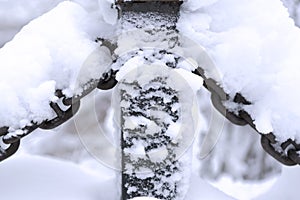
left=0, top=76, right=115, bottom=162
left=1, top=0, right=300, bottom=169
left=192, top=67, right=300, bottom=166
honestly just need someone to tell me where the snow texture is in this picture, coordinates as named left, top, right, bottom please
left=1, top=0, right=300, bottom=199
left=0, top=154, right=235, bottom=200
left=0, top=0, right=62, bottom=47
left=1, top=0, right=300, bottom=144
left=0, top=154, right=117, bottom=200
left=0, top=2, right=111, bottom=130
left=111, top=6, right=204, bottom=199
left=115, top=63, right=199, bottom=199
left=179, top=0, right=300, bottom=143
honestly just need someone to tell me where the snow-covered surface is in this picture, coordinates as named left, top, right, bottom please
left=0, top=2, right=111, bottom=130
left=1, top=0, right=300, bottom=144
left=115, top=63, right=201, bottom=199
left=0, top=154, right=235, bottom=200
left=255, top=166, right=300, bottom=200
left=1, top=0, right=300, bottom=200
left=0, top=0, right=62, bottom=47
left=210, top=176, right=277, bottom=200
left=0, top=154, right=116, bottom=200
left=0, top=0, right=111, bottom=47
left=179, top=0, right=300, bottom=143
left=0, top=90, right=292, bottom=200
left=2, top=153, right=298, bottom=200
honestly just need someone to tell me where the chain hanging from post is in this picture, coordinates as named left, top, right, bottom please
left=0, top=75, right=112, bottom=162
left=1, top=0, right=300, bottom=170
left=192, top=67, right=300, bottom=166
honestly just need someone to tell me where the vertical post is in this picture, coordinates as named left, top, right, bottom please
left=119, top=66, right=181, bottom=199
left=116, top=63, right=197, bottom=200
left=113, top=1, right=194, bottom=199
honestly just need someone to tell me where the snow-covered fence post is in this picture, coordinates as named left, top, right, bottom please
left=117, top=65, right=187, bottom=200
left=111, top=1, right=198, bottom=199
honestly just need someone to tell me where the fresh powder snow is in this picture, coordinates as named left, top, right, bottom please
left=1, top=0, right=300, bottom=200
left=178, top=0, right=300, bottom=143
left=0, top=2, right=111, bottom=130
left=1, top=0, right=300, bottom=146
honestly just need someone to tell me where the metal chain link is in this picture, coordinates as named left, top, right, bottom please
left=1, top=32, right=300, bottom=167
left=2, top=59, right=300, bottom=166
left=0, top=74, right=113, bottom=162
left=100, top=65, right=300, bottom=166
left=192, top=67, right=300, bottom=166
left=1, top=55, right=300, bottom=166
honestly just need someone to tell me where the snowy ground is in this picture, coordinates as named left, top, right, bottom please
left=0, top=153, right=234, bottom=200
left=1, top=149, right=299, bottom=200
left=1, top=0, right=300, bottom=199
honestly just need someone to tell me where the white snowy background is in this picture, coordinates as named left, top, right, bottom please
left=1, top=0, right=300, bottom=199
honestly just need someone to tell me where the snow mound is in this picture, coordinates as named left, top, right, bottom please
left=179, top=0, right=300, bottom=142
left=0, top=1, right=111, bottom=129
left=0, top=154, right=116, bottom=200
left=0, top=154, right=233, bottom=200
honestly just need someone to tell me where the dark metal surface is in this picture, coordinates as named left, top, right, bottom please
left=0, top=140, right=20, bottom=162
left=97, top=69, right=118, bottom=90
left=39, top=90, right=80, bottom=130
left=117, top=1, right=183, bottom=15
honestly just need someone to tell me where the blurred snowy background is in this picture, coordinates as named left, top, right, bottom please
left=1, top=0, right=300, bottom=199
